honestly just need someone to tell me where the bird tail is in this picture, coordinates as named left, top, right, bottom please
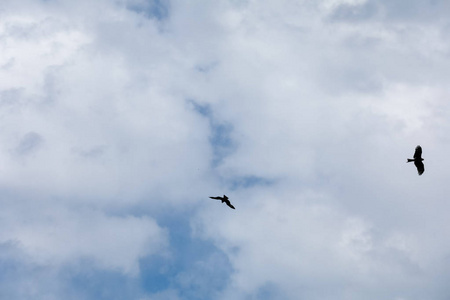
left=407, top=159, right=414, bottom=163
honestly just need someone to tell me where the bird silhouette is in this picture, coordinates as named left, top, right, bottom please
left=407, top=145, right=424, bottom=175
left=209, top=195, right=235, bottom=209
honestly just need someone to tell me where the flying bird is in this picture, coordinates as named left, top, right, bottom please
left=407, top=145, right=424, bottom=175
left=209, top=195, right=235, bottom=209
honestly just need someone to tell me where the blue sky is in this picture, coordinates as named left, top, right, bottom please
left=1, top=0, right=450, bottom=299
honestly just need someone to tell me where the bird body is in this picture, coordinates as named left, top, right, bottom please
left=407, top=145, right=424, bottom=175
left=209, top=195, right=235, bottom=209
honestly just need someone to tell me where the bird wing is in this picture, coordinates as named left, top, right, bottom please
left=209, top=196, right=222, bottom=200
left=413, top=145, right=422, bottom=159
left=414, top=160, right=425, bottom=175
left=225, top=200, right=235, bottom=209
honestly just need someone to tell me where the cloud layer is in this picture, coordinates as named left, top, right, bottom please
left=1, top=0, right=450, bottom=299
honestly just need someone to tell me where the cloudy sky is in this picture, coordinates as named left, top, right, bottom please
left=1, top=0, right=450, bottom=299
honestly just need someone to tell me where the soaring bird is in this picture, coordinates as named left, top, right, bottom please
left=407, top=145, right=424, bottom=175
left=209, top=195, right=235, bottom=209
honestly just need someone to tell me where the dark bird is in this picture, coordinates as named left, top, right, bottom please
left=407, top=145, right=425, bottom=175
left=209, top=195, right=235, bottom=209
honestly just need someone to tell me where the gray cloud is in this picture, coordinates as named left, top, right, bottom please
left=15, top=132, right=43, bottom=156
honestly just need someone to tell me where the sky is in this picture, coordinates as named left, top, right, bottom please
left=1, top=0, right=450, bottom=299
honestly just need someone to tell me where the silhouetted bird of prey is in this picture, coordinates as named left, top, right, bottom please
left=209, top=195, right=235, bottom=209
left=407, top=145, right=425, bottom=175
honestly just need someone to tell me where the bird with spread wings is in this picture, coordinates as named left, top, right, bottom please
left=407, top=145, right=424, bottom=175
left=209, top=195, right=235, bottom=209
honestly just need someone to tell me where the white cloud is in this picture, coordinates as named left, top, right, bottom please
left=2, top=0, right=450, bottom=299
left=0, top=199, right=167, bottom=275
left=195, top=186, right=447, bottom=299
